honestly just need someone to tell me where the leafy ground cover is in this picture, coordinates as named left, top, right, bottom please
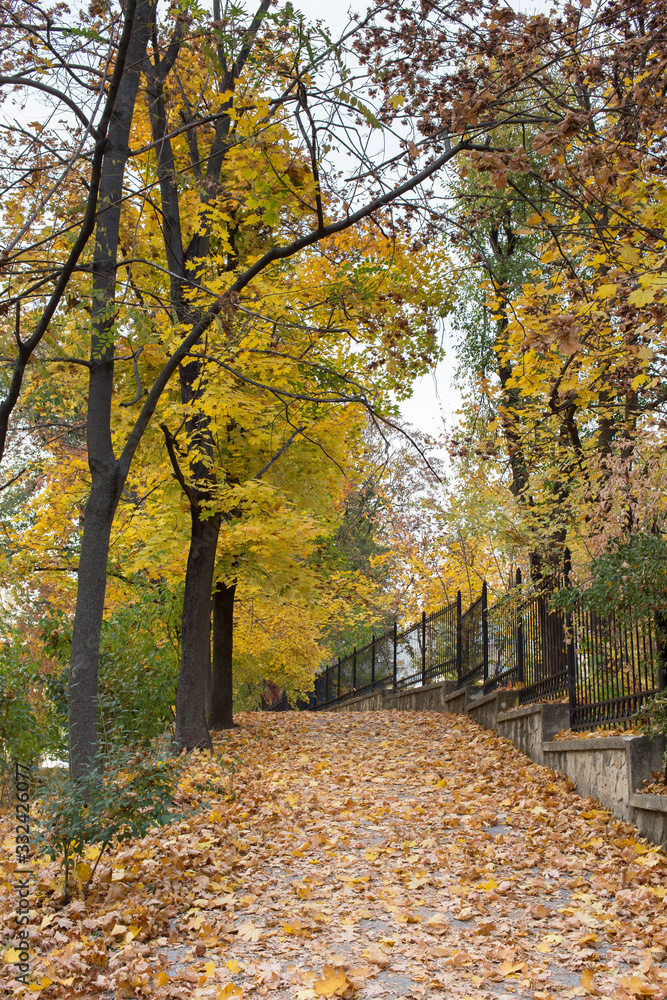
left=2, top=712, right=667, bottom=1000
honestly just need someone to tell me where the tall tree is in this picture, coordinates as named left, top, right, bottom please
left=7, top=0, right=618, bottom=777
left=0, top=0, right=143, bottom=466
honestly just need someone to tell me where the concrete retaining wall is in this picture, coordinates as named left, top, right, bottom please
left=385, top=682, right=448, bottom=712
left=630, top=793, right=667, bottom=847
left=466, top=690, right=520, bottom=732
left=497, top=702, right=570, bottom=766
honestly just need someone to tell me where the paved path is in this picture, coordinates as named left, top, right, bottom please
left=7, top=711, right=667, bottom=999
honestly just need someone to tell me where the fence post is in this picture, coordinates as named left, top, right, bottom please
left=337, top=656, right=341, bottom=701
left=393, top=620, right=398, bottom=693
left=456, top=590, right=462, bottom=685
left=421, top=611, right=427, bottom=686
left=352, top=646, right=357, bottom=691
left=371, top=633, right=375, bottom=690
left=564, top=548, right=577, bottom=728
left=656, top=613, right=667, bottom=692
left=516, top=568, right=524, bottom=684
left=482, top=581, right=489, bottom=686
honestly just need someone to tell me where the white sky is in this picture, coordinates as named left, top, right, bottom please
left=289, top=0, right=464, bottom=441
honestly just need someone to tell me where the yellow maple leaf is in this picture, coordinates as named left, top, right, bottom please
left=28, top=978, right=52, bottom=993
left=74, top=861, right=92, bottom=883
left=629, top=287, right=655, bottom=306
left=313, top=965, right=355, bottom=998
left=620, top=975, right=656, bottom=997
left=217, top=986, right=243, bottom=1000
left=498, top=960, right=525, bottom=976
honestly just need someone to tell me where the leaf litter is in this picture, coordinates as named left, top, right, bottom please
left=1, top=711, right=667, bottom=999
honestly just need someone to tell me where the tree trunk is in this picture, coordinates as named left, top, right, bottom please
left=209, top=580, right=237, bottom=729
left=69, top=466, right=124, bottom=779
left=68, top=0, right=156, bottom=783
left=174, top=501, right=221, bottom=751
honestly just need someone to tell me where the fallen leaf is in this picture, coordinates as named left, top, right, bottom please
left=237, top=922, right=262, bottom=942
left=313, top=965, right=355, bottom=998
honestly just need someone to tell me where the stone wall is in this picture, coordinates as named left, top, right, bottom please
left=630, top=793, right=667, bottom=847
left=497, top=703, right=570, bottom=766
left=467, top=690, right=520, bottom=732
left=442, top=688, right=468, bottom=715
left=543, top=734, right=664, bottom=811
left=323, top=691, right=386, bottom=712
left=385, top=682, right=446, bottom=712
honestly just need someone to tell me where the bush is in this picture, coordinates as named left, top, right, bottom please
left=0, top=644, right=63, bottom=803
left=34, top=737, right=188, bottom=900
left=43, top=585, right=180, bottom=753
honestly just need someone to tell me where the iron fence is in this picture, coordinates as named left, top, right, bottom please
left=303, top=548, right=666, bottom=729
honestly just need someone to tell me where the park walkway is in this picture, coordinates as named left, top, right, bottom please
left=8, top=712, right=667, bottom=999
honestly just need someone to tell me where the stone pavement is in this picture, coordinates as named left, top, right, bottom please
left=7, top=711, right=667, bottom=999
left=151, top=711, right=667, bottom=1000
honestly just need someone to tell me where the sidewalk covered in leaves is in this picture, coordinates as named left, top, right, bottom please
left=3, top=712, right=667, bottom=1000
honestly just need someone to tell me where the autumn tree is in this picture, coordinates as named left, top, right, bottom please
left=0, top=0, right=148, bottom=467
left=7, top=0, right=652, bottom=779
left=377, top=0, right=667, bottom=592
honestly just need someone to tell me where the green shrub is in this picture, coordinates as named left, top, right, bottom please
left=43, top=585, right=180, bottom=753
left=34, top=737, right=188, bottom=900
left=0, top=644, right=63, bottom=803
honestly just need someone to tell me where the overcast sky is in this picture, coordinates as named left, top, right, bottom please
left=288, top=0, right=463, bottom=441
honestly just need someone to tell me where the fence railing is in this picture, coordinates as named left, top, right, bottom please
left=305, top=549, right=666, bottom=730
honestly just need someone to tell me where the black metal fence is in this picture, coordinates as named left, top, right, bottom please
left=306, top=551, right=666, bottom=730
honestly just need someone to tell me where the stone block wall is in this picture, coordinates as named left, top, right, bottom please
left=497, top=703, right=570, bottom=766
left=385, top=682, right=446, bottom=712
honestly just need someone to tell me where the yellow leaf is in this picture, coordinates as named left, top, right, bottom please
left=498, top=961, right=526, bottom=976
left=313, top=965, right=354, bottom=998
left=154, top=971, right=170, bottom=987
left=75, top=861, right=92, bottom=883
left=3, top=947, right=22, bottom=963
left=629, top=288, right=655, bottom=306
left=595, top=283, right=617, bottom=298
left=618, top=245, right=641, bottom=265
left=581, top=968, right=594, bottom=989
left=217, top=986, right=243, bottom=1000
left=435, top=779, right=447, bottom=787
left=226, top=960, right=242, bottom=974
left=620, top=975, right=655, bottom=997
